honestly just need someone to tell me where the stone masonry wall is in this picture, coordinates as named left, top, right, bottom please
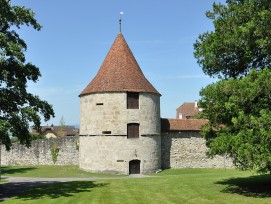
left=1, top=132, right=233, bottom=170
left=80, top=92, right=160, bottom=136
left=79, top=92, right=161, bottom=174
left=80, top=135, right=161, bottom=174
left=1, top=136, right=79, bottom=166
left=161, top=131, right=233, bottom=169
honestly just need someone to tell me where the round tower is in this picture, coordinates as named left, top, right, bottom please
left=79, top=33, right=161, bottom=174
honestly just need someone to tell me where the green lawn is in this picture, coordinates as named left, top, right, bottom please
left=2, top=167, right=271, bottom=204
left=1, top=165, right=122, bottom=178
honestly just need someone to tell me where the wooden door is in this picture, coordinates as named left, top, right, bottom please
left=129, top=160, right=140, bottom=174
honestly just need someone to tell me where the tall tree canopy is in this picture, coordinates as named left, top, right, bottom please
left=199, top=69, right=271, bottom=173
left=195, top=0, right=271, bottom=173
left=0, top=0, right=54, bottom=149
left=194, top=0, right=271, bottom=78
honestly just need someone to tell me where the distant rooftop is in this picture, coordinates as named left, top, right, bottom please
left=176, top=102, right=201, bottom=119
left=161, top=118, right=208, bottom=132
left=31, top=125, right=79, bottom=137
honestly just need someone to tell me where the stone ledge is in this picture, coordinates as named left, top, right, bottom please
left=141, top=133, right=160, bottom=137
left=80, top=134, right=127, bottom=137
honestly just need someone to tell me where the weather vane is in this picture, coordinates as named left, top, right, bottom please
left=119, top=12, right=124, bottom=33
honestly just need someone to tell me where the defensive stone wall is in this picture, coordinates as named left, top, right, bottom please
left=161, top=131, right=233, bottom=169
left=1, top=136, right=79, bottom=166
left=1, top=133, right=233, bottom=170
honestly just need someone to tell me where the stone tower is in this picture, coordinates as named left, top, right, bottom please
left=79, top=32, right=161, bottom=174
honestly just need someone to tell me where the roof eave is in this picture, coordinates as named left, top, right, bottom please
left=79, top=90, right=161, bottom=98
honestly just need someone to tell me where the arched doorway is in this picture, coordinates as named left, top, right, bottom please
left=129, top=160, right=140, bottom=174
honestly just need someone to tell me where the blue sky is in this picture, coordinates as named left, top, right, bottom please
left=14, top=0, right=225, bottom=126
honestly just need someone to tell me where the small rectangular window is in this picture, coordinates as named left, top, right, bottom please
left=127, top=92, right=139, bottom=109
left=127, top=123, right=139, bottom=139
left=96, top=103, right=104, bottom=106
left=102, top=131, right=111, bottom=134
left=117, top=160, right=124, bottom=162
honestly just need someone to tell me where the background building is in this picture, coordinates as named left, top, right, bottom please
left=176, top=102, right=202, bottom=119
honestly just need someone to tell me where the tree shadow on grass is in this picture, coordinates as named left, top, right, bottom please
left=1, top=166, right=37, bottom=175
left=216, top=174, right=271, bottom=198
left=0, top=180, right=108, bottom=202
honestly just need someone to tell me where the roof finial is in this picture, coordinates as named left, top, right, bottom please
left=119, top=12, right=124, bottom=33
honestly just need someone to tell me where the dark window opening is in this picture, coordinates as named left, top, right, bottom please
left=117, top=160, right=124, bottom=162
left=96, top=103, right=104, bottom=106
left=127, top=92, right=139, bottom=109
left=102, top=131, right=111, bottom=134
left=127, top=123, right=139, bottom=139
left=129, top=160, right=140, bottom=174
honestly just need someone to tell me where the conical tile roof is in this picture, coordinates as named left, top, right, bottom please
left=80, top=33, right=160, bottom=96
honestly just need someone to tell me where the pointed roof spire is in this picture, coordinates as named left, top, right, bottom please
left=119, top=12, right=124, bottom=33
left=80, top=33, right=160, bottom=96
left=119, top=18, right=122, bottom=33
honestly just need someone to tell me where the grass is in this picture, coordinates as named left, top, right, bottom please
left=1, top=165, right=122, bottom=178
left=2, top=167, right=271, bottom=204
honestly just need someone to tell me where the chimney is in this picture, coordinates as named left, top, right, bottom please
left=195, top=101, right=198, bottom=108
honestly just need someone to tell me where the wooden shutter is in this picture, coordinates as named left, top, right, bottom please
left=127, top=123, right=139, bottom=138
left=127, top=92, right=139, bottom=109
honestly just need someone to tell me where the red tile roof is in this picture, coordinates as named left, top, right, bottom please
left=161, top=118, right=208, bottom=132
left=176, top=102, right=200, bottom=119
left=80, top=33, right=160, bottom=96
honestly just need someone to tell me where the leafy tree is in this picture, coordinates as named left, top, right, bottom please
left=195, top=0, right=271, bottom=173
left=0, top=0, right=54, bottom=150
left=194, top=0, right=271, bottom=79
left=58, top=115, right=65, bottom=137
left=199, top=69, right=271, bottom=173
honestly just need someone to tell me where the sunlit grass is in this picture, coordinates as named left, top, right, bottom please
left=2, top=165, right=123, bottom=178
left=3, top=167, right=271, bottom=204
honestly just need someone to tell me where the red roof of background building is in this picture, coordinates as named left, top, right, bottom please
left=176, top=102, right=200, bottom=119
left=80, top=33, right=160, bottom=96
left=161, top=118, right=208, bottom=132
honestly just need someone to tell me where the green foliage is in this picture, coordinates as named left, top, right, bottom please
left=58, top=116, right=65, bottom=137
left=30, top=134, right=45, bottom=141
left=75, top=140, right=79, bottom=151
left=12, top=134, right=46, bottom=143
left=0, top=0, right=54, bottom=150
left=194, top=0, right=271, bottom=78
left=195, top=0, right=271, bottom=174
left=199, top=69, right=271, bottom=173
left=50, top=143, right=60, bottom=164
